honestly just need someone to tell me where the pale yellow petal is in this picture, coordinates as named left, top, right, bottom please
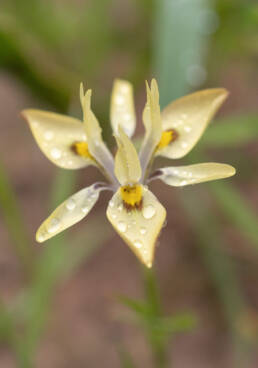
left=106, top=186, right=166, bottom=268
left=80, top=84, right=115, bottom=179
left=114, top=126, right=142, bottom=185
left=158, top=88, right=229, bottom=159
left=22, top=109, right=93, bottom=169
left=154, top=163, right=236, bottom=187
left=139, top=79, right=162, bottom=173
left=36, top=184, right=103, bottom=242
left=110, top=79, right=136, bottom=137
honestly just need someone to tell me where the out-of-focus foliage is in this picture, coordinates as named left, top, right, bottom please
left=0, top=0, right=153, bottom=113
left=119, top=269, right=196, bottom=367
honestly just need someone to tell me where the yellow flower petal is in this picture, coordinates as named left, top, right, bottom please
left=106, top=186, right=166, bottom=267
left=22, top=109, right=94, bottom=169
left=110, top=79, right=136, bottom=137
left=114, top=126, right=142, bottom=185
left=154, top=163, right=236, bottom=187
left=80, top=84, right=116, bottom=180
left=139, top=79, right=162, bottom=174
left=36, top=184, right=103, bottom=242
left=158, top=88, right=229, bottom=159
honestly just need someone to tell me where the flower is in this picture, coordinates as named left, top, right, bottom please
left=22, top=79, right=235, bottom=268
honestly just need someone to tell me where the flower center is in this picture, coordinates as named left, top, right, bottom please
left=120, top=184, right=143, bottom=210
left=157, top=129, right=178, bottom=150
left=71, top=141, right=93, bottom=159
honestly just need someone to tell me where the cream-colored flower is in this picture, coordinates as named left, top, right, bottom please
left=22, top=79, right=235, bottom=267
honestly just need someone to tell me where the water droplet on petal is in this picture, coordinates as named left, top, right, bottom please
left=48, top=218, right=60, bottom=234
left=140, top=227, right=147, bottom=235
left=134, top=240, right=143, bottom=249
left=117, top=204, right=123, bottom=212
left=117, top=221, right=127, bottom=233
left=112, top=213, right=117, bottom=219
left=44, top=130, right=54, bottom=141
left=82, top=206, right=89, bottom=214
left=116, top=95, right=125, bottom=105
left=180, top=180, right=187, bottom=186
left=124, top=113, right=131, bottom=121
left=37, top=233, right=45, bottom=242
left=184, top=126, right=191, bottom=133
left=51, top=147, right=62, bottom=159
left=66, top=198, right=76, bottom=211
left=143, top=205, right=156, bottom=219
left=109, top=200, right=114, bottom=208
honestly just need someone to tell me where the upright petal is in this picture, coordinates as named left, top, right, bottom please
left=110, top=79, right=136, bottom=137
left=22, top=109, right=94, bottom=169
left=80, top=84, right=116, bottom=182
left=151, top=163, right=236, bottom=187
left=157, top=89, right=229, bottom=159
left=114, top=126, right=142, bottom=185
left=106, top=186, right=166, bottom=268
left=36, top=183, right=106, bottom=242
left=139, top=79, right=162, bottom=175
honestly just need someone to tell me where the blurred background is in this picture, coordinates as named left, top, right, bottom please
left=0, top=0, right=258, bottom=367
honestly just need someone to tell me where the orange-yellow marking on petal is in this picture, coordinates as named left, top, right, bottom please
left=156, top=129, right=178, bottom=150
left=120, top=184, right=143, bottom=210
left=71, top=141, right=93, bottom=160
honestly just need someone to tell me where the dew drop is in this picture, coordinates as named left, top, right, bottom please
left=120, top=84, right=130, bottom=93
left=117, top=221, right=127, bottom=233
left=47, top=218, right=60, bottom=234
left=134, top=240, right=143, bottom=249
left=184, top=126, right=191, bottom=133
left=140, top=227, right=147, bottom=235
left=44, top=130, right=54, bottom=141
left=180, top=180, right=187, bottom=186
left=116, top=95, right=125, bottom=105
left=82, top=206, right=89, bottom=214
left=124, top=113, right=131, bottom=121
left=117, top=204, right=123, bottom=212
left=109, top=200, right=115, bottom=208
left=90, top=191, right=97, bottom=199
left=143, top=205, right=156, bottom=219
left=51, top=147, right=62, bottom=159
left=66, top=198, right=76, bottom=211
left=37, top=233, right=45, bottom=242
left=181, top=142, right=188, bottom=149
left=111, top=213, right=117, bottom=219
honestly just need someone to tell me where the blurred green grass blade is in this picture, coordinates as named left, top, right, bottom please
left=179, top=188, right=255, bottom=364
left=22, top=170, right=110, bottom=357
left=201, top=115, right=258, bottom=148
left=179, top=188, right=245, bottom=321
left=0, top=159, right=33, bottom=273
left=20, top=170, right=77, bottom=355
left=0, top=13, right=77, bottom=111
left=161, top=313, right=197, bottom=335
left=143, top=268, right=162, bottom=316
left=209, top=181, right=258, bottom=246
left=119, top=349, right=137, bottom=368
left=153, top=0, right=212, bottom=107
left=118, top=296, right=149, bottom=317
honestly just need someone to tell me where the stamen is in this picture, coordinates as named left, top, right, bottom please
left=157, top=129, right=178, bottom=150
left=71, top=141, right=93, bottom=159
left=120, top=184, right=143, bottom=211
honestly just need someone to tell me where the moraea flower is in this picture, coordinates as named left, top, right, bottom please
left=22, top=79, right=235, bottom=267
